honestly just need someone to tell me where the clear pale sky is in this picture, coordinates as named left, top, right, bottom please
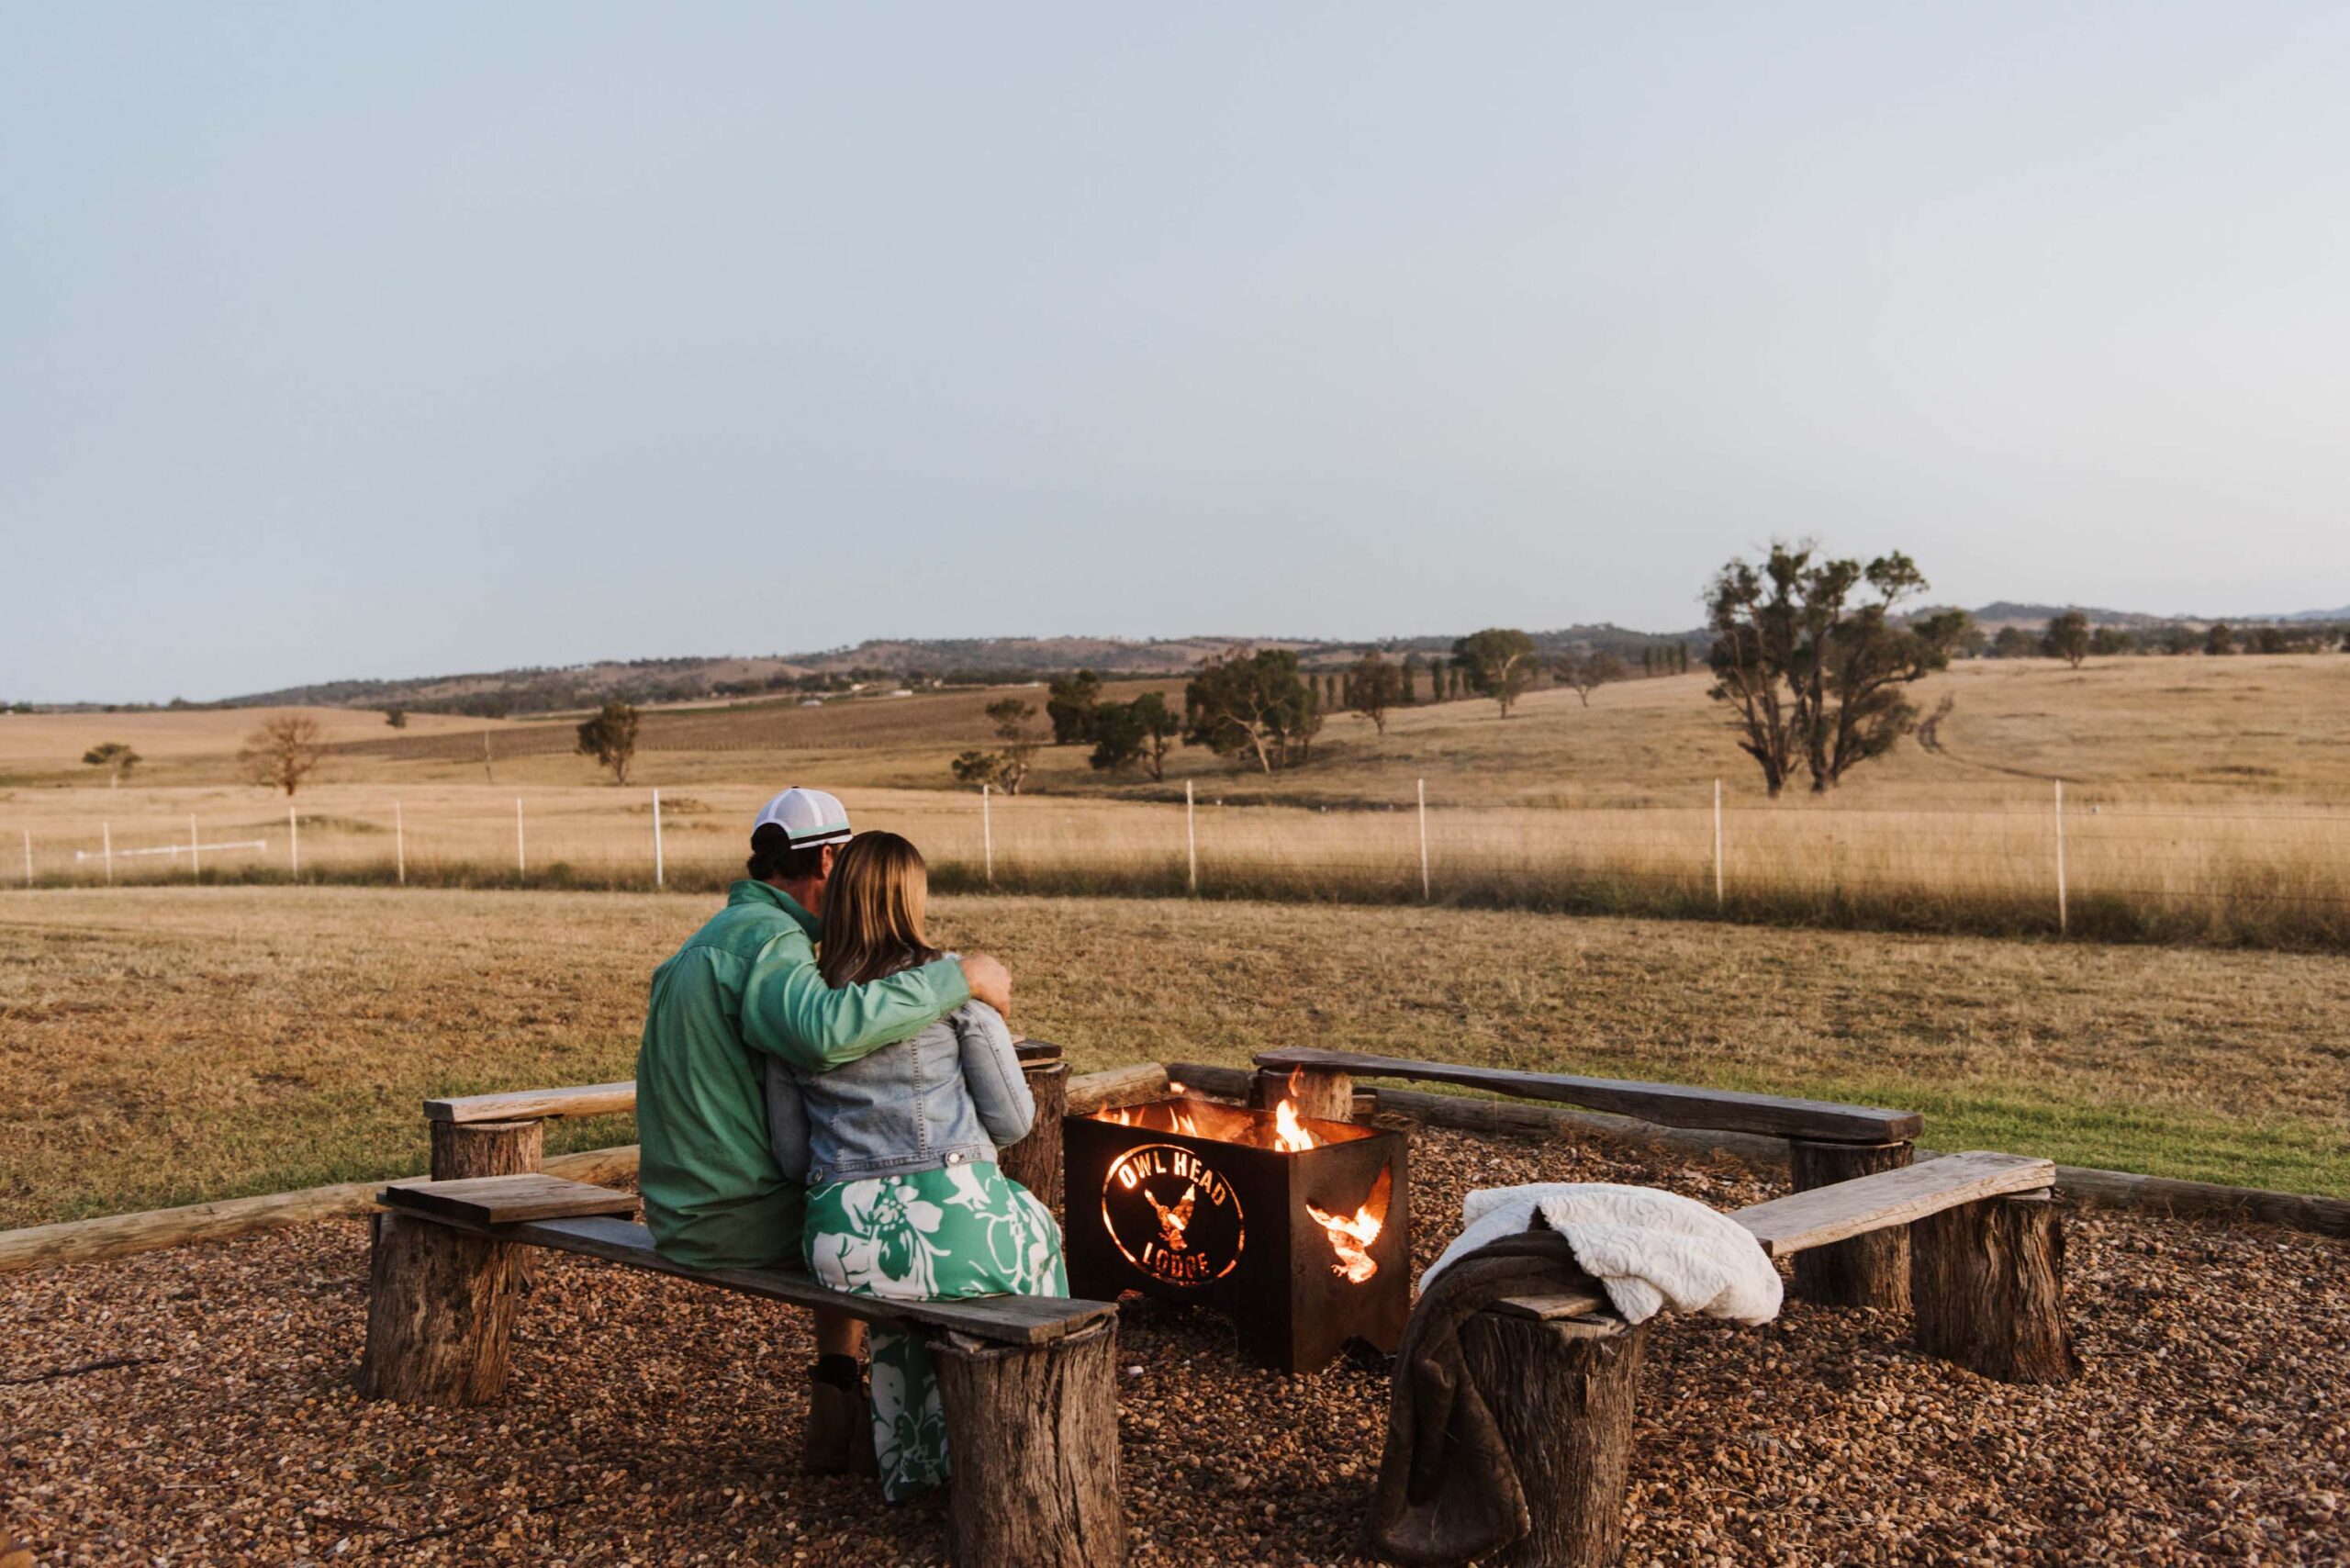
left=6, top=4, right=2347, bottom=701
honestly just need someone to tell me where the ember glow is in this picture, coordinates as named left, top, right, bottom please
left=1306, top=1163, right=1393, bottom=1285
left=1272, top=1097, right=1317, bottom=1153
left=1091, top=1095, right=1373, bottom=1153
left=1272, top=1064, right=1319, bottom=1152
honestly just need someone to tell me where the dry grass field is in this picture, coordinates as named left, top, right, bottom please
left=4, top=886, right=2344, bottom=1231
left=10, top=655, right=2348, bottom=800
left=7, top=655, right=2350, bottom=946
left=0, top=705, right=501, bottom=775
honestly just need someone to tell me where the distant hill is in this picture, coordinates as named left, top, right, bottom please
left=1960, top=601, right=2182, bottom=631
left=186, top=598, right=2346, bottom=717
left=221, top=626, right=1709, bottom=717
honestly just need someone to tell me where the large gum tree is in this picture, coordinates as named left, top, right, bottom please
left=1704, top=543, right=1969, bottom=796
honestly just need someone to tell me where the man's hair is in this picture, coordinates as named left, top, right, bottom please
left=747, top=825, right=828, bottom=883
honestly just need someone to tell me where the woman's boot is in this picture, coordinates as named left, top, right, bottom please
left=803, top=1353, right=876, bottom=1475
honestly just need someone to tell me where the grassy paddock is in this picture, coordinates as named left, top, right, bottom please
left=13, top=778, right=2350, bottom=951
left=2, top=885, right=2344, bottom=1230
left=11, top=655, right=2350, bottom=951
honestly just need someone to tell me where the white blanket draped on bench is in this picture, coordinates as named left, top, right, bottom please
left=1424, top=1182, right=1784, bottom=1326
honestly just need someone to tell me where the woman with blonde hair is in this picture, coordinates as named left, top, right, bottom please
left=767, top=830, right=1064, bottom=1500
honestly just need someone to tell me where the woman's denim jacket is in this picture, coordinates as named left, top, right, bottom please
left=766, top=1001, right=1034, bottom=1185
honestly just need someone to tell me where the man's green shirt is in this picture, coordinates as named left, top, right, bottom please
left=634, top=879, right=969, bottom=1269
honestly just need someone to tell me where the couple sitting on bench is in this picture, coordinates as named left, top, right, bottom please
left=632, top=788, right=1066, bottom=1500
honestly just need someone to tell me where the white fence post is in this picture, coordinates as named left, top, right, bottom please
left=190, top=814, right=200, bottom=878
left=1713, top=778, right=1725, bottom=911
left=982, top=783, right=994, bottom=884
left=103, top=822, right=113, bottom=886
left=652, top=789, right=665, bottom=888
left=395, top=801, right=407, bottom=887
left=289, top=805, right=299, bottom=877
left=516, top=797, right=526, bottom=876
left=2054, top=779, right=2067, bottom=935
left=1185, top=779, right=1197, bottom=894
left=1416, top=778, right=1430, bottom=902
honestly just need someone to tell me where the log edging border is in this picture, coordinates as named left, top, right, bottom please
left=5, top=1058, right=2343, bottom=1275
left=1165, top=1061, right=2350, bottom=1240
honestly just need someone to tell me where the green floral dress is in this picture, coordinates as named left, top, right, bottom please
left=804, top=1159, right=1066, bottom=1500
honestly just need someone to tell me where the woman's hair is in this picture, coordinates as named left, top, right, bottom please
left=817, top=832, right=944, bottom=987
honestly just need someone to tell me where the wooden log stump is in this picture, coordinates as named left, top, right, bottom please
left=1001, top=1050, right=1069, bottom=1216
left=430, top=1117, right=543, bottom=1181
left=1250, top=1066, right=1356, bottom=1124
left=932, top=1319, right=1125, bottom=1568
left=1911, top=1192, right=2078, bottom=1384
left=1789, top=1138, right=1914, bottom=1310
left=1460, top=1309, right=1649, bottom=1568
left=360, top=1211, right=522, bottom=1405
left=430, top=1117, right=546, bottom=1289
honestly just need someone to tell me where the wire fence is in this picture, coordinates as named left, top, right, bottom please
left=11, top=778, right=2350, bottom=948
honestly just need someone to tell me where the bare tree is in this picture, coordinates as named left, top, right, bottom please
left=575, top=700, right=641, bottom=784
left=1915, top=692, right=1956, bottom=753
left=1552, top=650, right=1628, bottom=707
left=82, top=742, right=141, bottom=788
left=240, top=715, right=328, bottom=797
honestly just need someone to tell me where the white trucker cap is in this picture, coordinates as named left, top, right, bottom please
left=751, top=787, right=853, bottom=848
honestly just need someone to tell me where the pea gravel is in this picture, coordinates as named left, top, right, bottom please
left=5, top=1122, right=2344, bottom=1565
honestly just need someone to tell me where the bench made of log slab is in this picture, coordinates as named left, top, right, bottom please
left=414, top=1043, right=1159, bottom=1221
left=1253, top=1047, right=1931, bottom=1315
left=1458, top=1151, right=2076, bottom=1568
left=361, top=1173, right=1125, bottom=1568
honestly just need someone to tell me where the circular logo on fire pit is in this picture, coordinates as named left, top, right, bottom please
left=1101, top=1142, right=1246, bottom=1287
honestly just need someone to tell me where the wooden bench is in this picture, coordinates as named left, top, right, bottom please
left=1464, top=1150, right=2077, bottom=1567
left=419, top=1042, right=1169, bottom=1213
left=1253, top=1047, right=1928, bottom=1311
left=362, top=1170, right=1125, bottom=1568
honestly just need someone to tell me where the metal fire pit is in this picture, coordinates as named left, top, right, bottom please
left=1063, top=1097, right=1409, bottom=1373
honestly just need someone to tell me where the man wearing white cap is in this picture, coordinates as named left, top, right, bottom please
left=634, top=787, right=1012, bottom=1468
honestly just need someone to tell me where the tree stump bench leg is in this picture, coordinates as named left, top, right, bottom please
left=1911, top=1192, right=2079, bottom=1383
left=932, top=1320, right=1125, bottom=1568
left=999, top=1059, right=1069, bottom=1217
left=1250, top=1066, right=1356, bottom=1123
left=429, top=1115, right=545, bottom=1290
left=1460, top=1310, right=1650, bottom=1568
left=1789, top=1138, right=1914, bottom=1310
left=360, top=1212, right=522, bottom=1405
left=430, top=1117, right=543, bottom=1181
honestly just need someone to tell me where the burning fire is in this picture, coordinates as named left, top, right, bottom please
left=1089, top=1076, right=1375, bottom=1152
left=1305, top=1164, right=1392, bottom=1285
left=1099, top=1101, right=1205, bottom=1138
left=1272, top=1097, right=1316, bottom=1153
left=1271, top=1066, right=1319, bottom=1153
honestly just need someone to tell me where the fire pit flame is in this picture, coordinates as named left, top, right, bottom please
left=1068, top=1093, right=1408, bottom=1372
left=1093, top=1095, right=1363, bottom=1154
left=1306, top=1163, right=1392, bottom=1284
left=1272, top=1096, right=1316, bottom=1153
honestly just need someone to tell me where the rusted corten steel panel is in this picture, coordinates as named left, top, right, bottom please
left=1064, top=1098, right=1409, bottom=1373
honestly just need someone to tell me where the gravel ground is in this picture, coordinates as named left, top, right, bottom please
left=5, top=1122, right=2345, bottom=1566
